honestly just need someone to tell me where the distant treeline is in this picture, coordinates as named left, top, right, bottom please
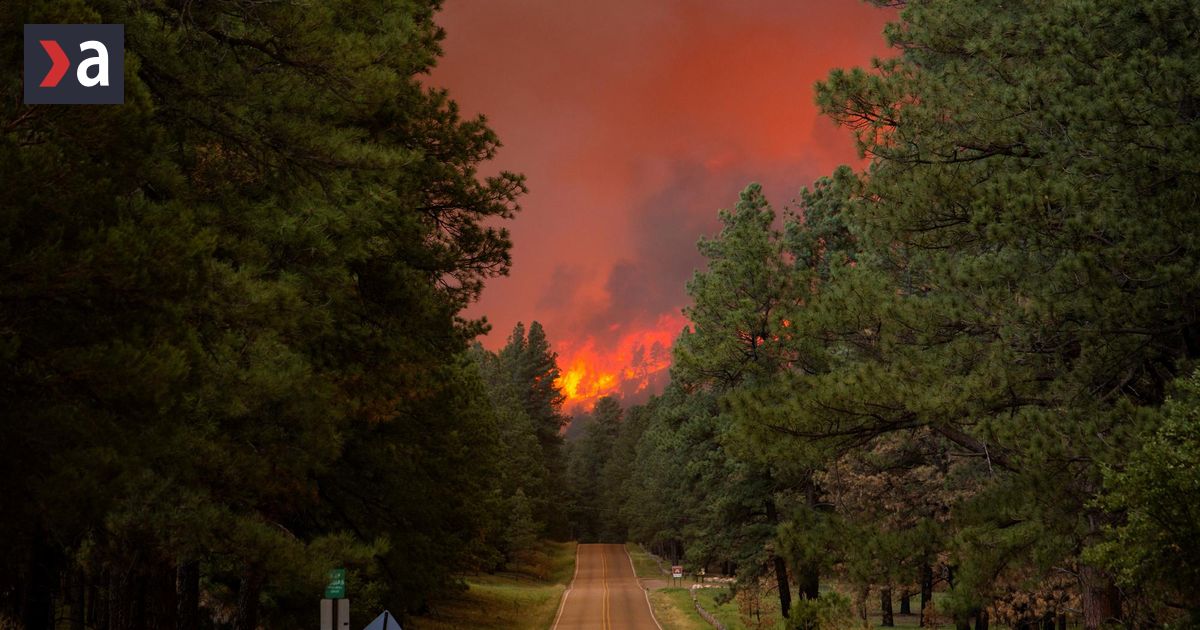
left=0, top=0, right=574, bottom=628
left=566, top=1, right=1200, bottom=629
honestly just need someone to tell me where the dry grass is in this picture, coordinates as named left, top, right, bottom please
left=407, top=541, right=576, bottom=630
left=626, top=542, right=667, bottom=578
left=650, top=587, right=710, bottom=630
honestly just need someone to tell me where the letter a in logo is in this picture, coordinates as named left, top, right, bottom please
left=24, top=24, right=123, bottom=104
left=77, top=41, right=110, bottom=87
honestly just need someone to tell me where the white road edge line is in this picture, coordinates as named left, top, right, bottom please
left=624, top=544, right=664, bottom=630
left=550, top=543, right=581, bottom=630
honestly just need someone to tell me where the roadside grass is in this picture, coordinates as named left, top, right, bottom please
left=651, top=587, right=709, bottom=630
left=691, top=584, right=999, bottom=630
left=588, top=543, right=1004, bottom=630
left=694, top=586, right=756, bottom=629
left=408, top=540, right=576, bottom=630
left=627, top=543, right=715, bottom=630
left=626, top=542, right=666, bottom=578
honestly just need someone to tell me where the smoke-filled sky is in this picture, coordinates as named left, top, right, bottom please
left=432, top=1, right=895, bottom=413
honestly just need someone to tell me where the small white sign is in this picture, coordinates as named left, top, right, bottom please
left=362, top=610, right=401, bottom=630
left=671, top=565, right=683, bottom=579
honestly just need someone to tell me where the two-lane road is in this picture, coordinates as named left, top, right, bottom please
left=551, top=544, right=661, bottom=630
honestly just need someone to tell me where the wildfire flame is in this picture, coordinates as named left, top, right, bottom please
left=555, top=312, right=687, bottom=414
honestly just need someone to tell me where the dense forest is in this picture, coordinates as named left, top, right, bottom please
left=4, top=0, right=1199, bottom=629
left=565, top=0, right=1200, bottom=629
left=1, top=0, right=575, bottom=627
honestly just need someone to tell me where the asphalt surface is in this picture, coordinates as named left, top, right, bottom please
left=551, top=544, right=662, bottom=630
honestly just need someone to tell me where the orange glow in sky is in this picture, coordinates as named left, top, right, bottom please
left=433, top=1, right=896, bottom=415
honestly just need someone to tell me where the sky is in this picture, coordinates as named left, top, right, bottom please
left=431, top=1, right=896, bottom=414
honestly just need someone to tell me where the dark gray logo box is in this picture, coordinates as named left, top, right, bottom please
left=24, top=24, right=124, bottom=104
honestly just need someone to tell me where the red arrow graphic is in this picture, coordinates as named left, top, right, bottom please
left=38, top=40, right=69, bottom=87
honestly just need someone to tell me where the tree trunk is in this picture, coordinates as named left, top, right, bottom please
left=91, top=572, right=109, bottom=630
left=109, top=566, right=134, bottom=630
left=133, top=574, right=148, bottom=630
left=797, top=562, right=819, bottom=600
left=798, top=473, right=821, bottom=599
left=975, top=609, right=989, bottom=630
left=764, top=498, right=791, bottom=619
left=88, top=581, right=101, bottom=630
left=881, top=587, right=894, bottom=627
left=1080, top=563, right=1120, bottom=630
left=23, top=530, right=60, bottom=630
left=900, top=591, right=912, bottom=615
left=771, top=554, right=791, bottom=619
left=1056, top=613, right=1067, bottom=630
left=71, top=569, right=87, bottom=630
left=919, top=563, right=934, bottom=627
left=177, top=561, right=200, bottom=630
left=147, top=562, right=178, bottom=630
left=233, top=564, right=265, bottom=630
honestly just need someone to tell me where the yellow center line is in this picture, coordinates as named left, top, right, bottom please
left=602, top=547, right=611, bottom=630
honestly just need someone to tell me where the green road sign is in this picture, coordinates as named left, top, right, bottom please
left=325, top=568, right=346, bottom=599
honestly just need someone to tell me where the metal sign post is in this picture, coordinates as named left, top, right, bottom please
left=320, top=599, right=350, bottom=630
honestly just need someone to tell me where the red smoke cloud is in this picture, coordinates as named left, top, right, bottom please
left=432, top=1, right=895, bottom=413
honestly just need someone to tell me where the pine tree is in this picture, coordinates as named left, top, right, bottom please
left=503, top=489, right=541, bottom=561
left=2, top=0, right=524, bottom=624
left=672, top=184, right=818, bottom=617
left=493, top=321, right=571, bottom=538
left=1087, top=368, right=1200, bottom=625
left=738, top=0, right=1200, bottom=626
left=566, top=396, right=623, bottom=542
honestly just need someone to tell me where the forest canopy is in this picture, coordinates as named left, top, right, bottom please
left=564, top=0, right=1200, bottom=628
left=3, top=0, right=1199, bottom=629
left=1, top=0, right=550, bottom=627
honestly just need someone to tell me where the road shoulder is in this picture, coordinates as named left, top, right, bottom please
left=624, top=543, right=708, bottom=630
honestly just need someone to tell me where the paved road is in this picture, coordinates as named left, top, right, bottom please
left=551, top=544, right=661, bottom=630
